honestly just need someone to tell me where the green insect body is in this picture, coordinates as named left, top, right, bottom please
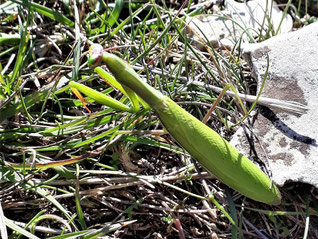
left=155, top=97, right=281, bottom=205
left=84, top=45, right=281, bottom=205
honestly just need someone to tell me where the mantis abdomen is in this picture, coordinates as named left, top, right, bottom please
left=154, top=97, right=281, bottom=205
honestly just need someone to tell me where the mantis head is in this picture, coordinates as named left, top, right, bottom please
left=88, top=44, right=104, bottom=68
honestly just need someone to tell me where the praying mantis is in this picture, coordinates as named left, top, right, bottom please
left=69, top=44, right=281, bottom=205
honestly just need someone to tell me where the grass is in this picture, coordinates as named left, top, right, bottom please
left=0, top=0, right=317, bottom=238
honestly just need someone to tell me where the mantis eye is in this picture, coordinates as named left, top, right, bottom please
left=88, top=44, right=103, bottom=68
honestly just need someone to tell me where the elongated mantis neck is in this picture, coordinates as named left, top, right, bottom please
left=101, top=52, right=165, bottom=107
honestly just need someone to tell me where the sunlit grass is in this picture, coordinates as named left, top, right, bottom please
left=0, top=0, right=317, bottom=238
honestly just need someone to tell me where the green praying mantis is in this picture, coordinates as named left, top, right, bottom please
left=68, top=44, right=281, bottom=205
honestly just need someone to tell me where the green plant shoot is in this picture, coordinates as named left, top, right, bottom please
left=69, top=44, right=281, bottom=205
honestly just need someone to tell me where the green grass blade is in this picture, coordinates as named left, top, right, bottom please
left=4, top=217, right=40, bottom=239
left=276, top=0, right=292, bottom=35
left=0, top=131, right=29, bottom=141
left=18, top=88, right=34, bottom=122
left=0, top=89, right=50, bottom=121
left=107, top=0, right=124, bottom=27
left=130, top=7, right=178, bottom=65
left=225, top=187, right=238, bottom=239
left=11, top=0, right=74, bottom=26
left=174, top=26, right=219, bottom=84
left=72, top=0, right=81, bottom=83
left=25, top=181, right=76, bottom=229
left=0, top=45, right=19, bottom=58
left=18, top=210, right=46, bottom=239
left=41, top=117, right=88, bottom=135
left=72, top=126, right=119, bottom=148
left=82, top=220, right=136, bottom=239
left=0, top=165, right=22, bottom=183
left=102, top=6, right=144, bottom=43
left=0, top=33, right=21, bottom=45
left=9, top=9, right=30, bottom=87
left=41, top=111, right=118, bottom=136
left=75, top=165, right=87, bottom=230
left=48, top=230, right=90, bottom=239
left=0, top=1, right=17, bottom=14
left=124, top=135, right=185, bottom=155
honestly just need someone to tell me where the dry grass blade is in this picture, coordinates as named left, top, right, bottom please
left=132, top=65, right=308, bottom=115
left=192, top=80, right=308, bottom=115
left=9, top=220, right=65, bottom=235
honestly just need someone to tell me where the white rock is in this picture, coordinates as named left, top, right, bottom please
left=231, top=22, right=318, bottom=188
left=186, top=0, right=293, bottom=50
left=227, top=0, right=293, bottom=34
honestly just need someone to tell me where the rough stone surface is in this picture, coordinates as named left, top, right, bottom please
left=231, top=22, right=318, bottom=187
left=186, top=0, right=293, bottom=50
